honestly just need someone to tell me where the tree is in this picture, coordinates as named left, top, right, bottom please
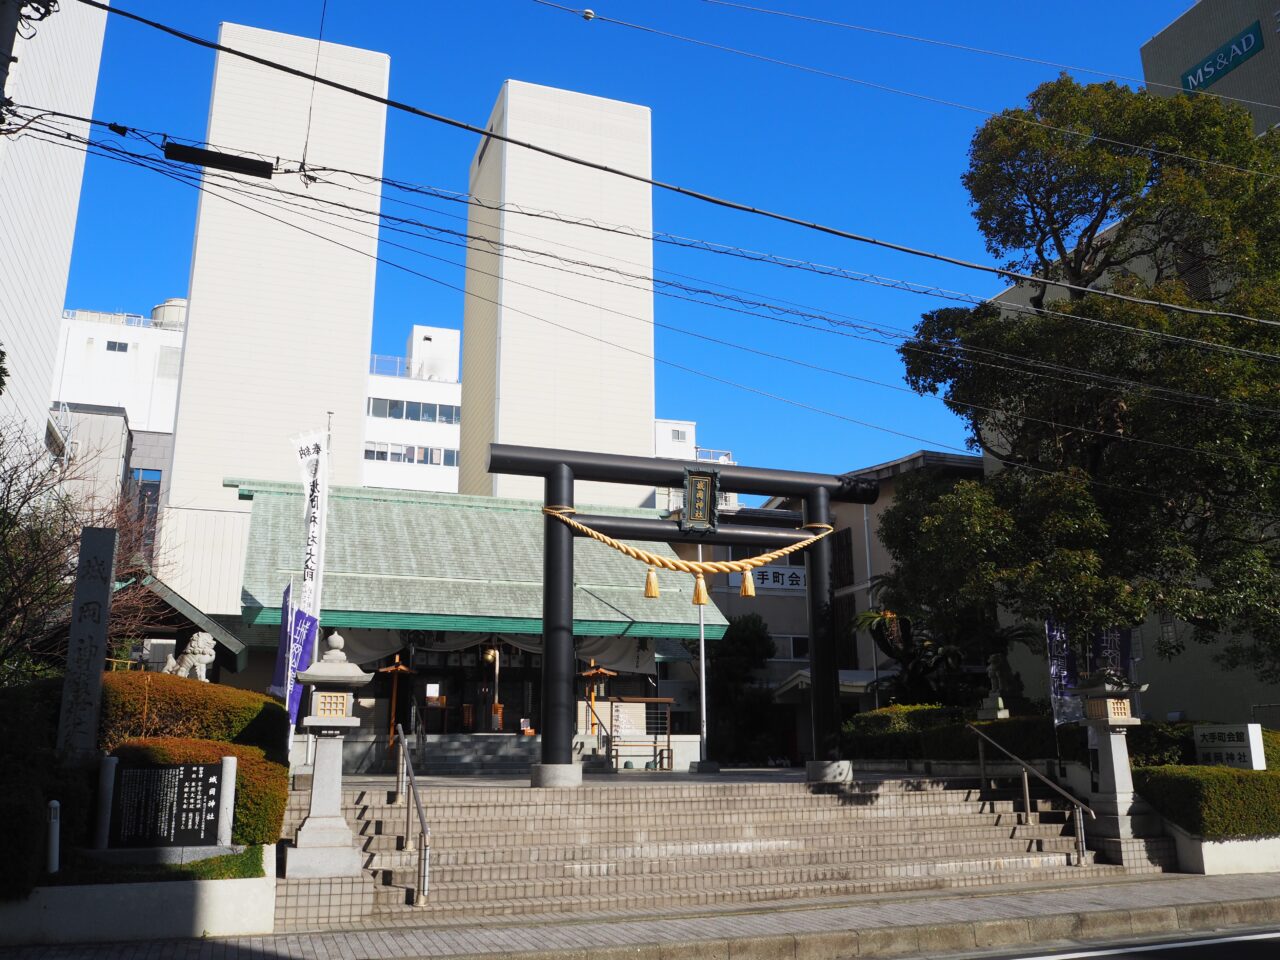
left=859, top=469, right=1042, bottom=706
left=685, top=613, right=778, bottom=762
left=0, top=423, right=169, bottom=685
left=902, top=77, right=1280, bottom=675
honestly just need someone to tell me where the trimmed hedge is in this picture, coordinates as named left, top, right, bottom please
left=843, top=703, right=960, bottom=737
left=110, top=738, right=288, bottom=845
left=100, top=673, right=288, bottom=762
left=1133, top=765, right=1280, bottom=841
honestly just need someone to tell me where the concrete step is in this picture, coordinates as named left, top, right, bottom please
left=413, top=850, right=1096, bottom=904
left=396, top=837, right=1089, bottom=885
left=371, top=863, right=1138, bottom=920
left=284, top=809, right=1065, bottom=846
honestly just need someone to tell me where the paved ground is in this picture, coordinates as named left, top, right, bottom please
left=978, top=929, right=1280, bottom=959
left=5, top=871, right=1280, bottom=960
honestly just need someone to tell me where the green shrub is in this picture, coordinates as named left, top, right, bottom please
left=841, top=709, right=1086, bottom=764
left=110, top=738, right=288, bottom=845
left=1263, top=729, right=1280, bottom=770
left=1133, top=765, right=1280, bottom=841
left=843, top=704, right=960, bottom=737
left=100, top=673, right=288, bottom=762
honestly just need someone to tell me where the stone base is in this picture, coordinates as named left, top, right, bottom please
left=284, top=842, right=363, bottom=878
left=1089, top=835, right=1178, bottom=870
left=83, top=844, right=241, bottom=866
left=806, top=760, right=852, bottom=783
left=690, top=760, right=721, bottom=773
left=530, top=762, right=583, bottom=788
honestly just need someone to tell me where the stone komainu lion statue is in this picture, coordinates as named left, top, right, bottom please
left=163, top=632, right=217, bottom=682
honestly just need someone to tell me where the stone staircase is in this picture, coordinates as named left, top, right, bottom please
left=274, top=776, right=1172, bottom=931
left=417, top=733, right=541, bottom=775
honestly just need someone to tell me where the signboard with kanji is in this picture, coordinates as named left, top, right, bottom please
left=680, top=470, right=718, bottom=532
left=1193, top=723, right=1266, bottom=770
left=110, top=763, right=225, bottom=847
left=728, top=564, right=807, bottom=593
left=56, top=527, right=117, bottom=762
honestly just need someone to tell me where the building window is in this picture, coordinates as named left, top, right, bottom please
left=388, top=399, right=405, bottom=420
left=106, top=340, right=128, bottom=353
left=420, top=403, right=437, bottom=423
left=368, top=398, right=389, bottom=418
left=363, top=442, right=389, bottom=461
left=405, top=401, right=421, bottom=422
left=671, top=429, right=686, bottom=442
left=771, top=635, right=810, bottom=661
left=437, top=404, right=460, bottom=424
left=443, top=449, right=458, bottom=467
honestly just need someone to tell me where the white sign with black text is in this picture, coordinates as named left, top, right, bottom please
left=728, top=564, right=807, bottom=593
left=1193, top=723, right=1266, bottom=770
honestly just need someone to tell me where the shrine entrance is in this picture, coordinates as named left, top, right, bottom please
left=487, top=443, right=878, bottom=786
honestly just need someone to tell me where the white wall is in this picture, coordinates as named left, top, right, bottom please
left=0, top=2, right=108, bottom=442
left=459, top=81, right=656, bottom=507
left=654, top=418, right=697, bottom=460
left=50, top=311, right=183, bottom=433
left=161, top=24, right=388, bottom=614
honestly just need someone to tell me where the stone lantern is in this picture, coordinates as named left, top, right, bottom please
left=1076, top=677, right=1161, bottom=850
left=285, top=630, right=372, bottom=878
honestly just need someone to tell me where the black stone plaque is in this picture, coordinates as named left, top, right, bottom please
left=109, top=763, right=223, bottom=848
left=680, top=470, right=718, bottom=532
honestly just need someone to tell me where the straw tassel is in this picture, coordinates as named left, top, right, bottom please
left=644, top=565, right=660, bottom=599
left=692, top=572, right=709, bottom=606
left=740, top=568, right=756, bottom=598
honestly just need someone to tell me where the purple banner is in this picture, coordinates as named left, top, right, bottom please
left=1046, top=619, right=1083, bottom=726
left=268, top=585, right=316, bottom=724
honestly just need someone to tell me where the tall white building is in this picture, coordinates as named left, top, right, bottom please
left=0, top=1, right=108, bottom=443
left=160, top=24, right=389, bottom=615
left=459, top=81, right=656, bottom=507
left=364, top=325, right=462, bottom=491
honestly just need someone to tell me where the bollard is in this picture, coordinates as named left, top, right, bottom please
left=47, top=800, right=60, bottom=874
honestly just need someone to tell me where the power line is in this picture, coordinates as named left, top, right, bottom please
left=22, top=103, right=1280, bottom=417
left=533, top=0, right=1280, bottom=189
left=23, top=98, right=1277, bottom=373
left=67, top=127, right=1272, bottom=524
left=699, top=0, right=1280, bottom=117
left=32, top=120, right=1280, bottom=478
left=70, top=0, right=1280, bottom=329
left=298, top=0, right=331, bottom=176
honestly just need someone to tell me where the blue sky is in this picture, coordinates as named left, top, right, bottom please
left=64, top=0, right=1194, bottom=476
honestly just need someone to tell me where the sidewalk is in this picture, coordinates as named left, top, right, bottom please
left=4, top=872, right=1280, bottom=960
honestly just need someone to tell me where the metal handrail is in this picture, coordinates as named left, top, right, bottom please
left=964, top=723, right=1094, bottom=868
left=393, top=723, right=430, bottom=903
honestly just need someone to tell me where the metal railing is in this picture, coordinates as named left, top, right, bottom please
left=369, top=354, right=459, bottom=383
left=393, top=723, right=431, bottom=903
left=965, top=723, right=1094, bottom=867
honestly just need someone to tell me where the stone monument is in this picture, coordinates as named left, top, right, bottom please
left=285, top=631, right=372, bottom=878
left=57, top=527, right=117, bottom=765
left=976, top=654, right=1010, bottom=720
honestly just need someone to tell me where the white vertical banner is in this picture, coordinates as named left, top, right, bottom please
left=294, top=431, right=329, bottom=628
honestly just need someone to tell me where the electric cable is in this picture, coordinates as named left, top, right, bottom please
left=21, top=105, right=1280, bottom=419
left=532, top=0, right=1280, bottom=187
left=69, top=0, right=1280, bottom=328
left=698, top=0, right=1280, bottom=117
left=29, top=120, right=1280, bottom=482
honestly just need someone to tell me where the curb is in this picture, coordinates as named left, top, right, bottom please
left=403, top=896, right=1280, bottom=960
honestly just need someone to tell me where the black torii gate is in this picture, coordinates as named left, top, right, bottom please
left=488, top=444, right=879, bottom=783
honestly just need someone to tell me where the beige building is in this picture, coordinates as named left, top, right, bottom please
left=459, top=81, right=656, bottom=507
left=1142, top=0, right=1280, bottom=133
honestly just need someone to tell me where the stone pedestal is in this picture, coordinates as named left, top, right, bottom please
left=530, top=762, right=583, bottom=787
left=806, top=760, right=852, bottom=783
left=284, top=631, right=371, bottom=878
left=286, top=717, right=362, bottom=877
left=690, top=760, right=721, bottom=774
left=976, top=695, right=1009, bottom=721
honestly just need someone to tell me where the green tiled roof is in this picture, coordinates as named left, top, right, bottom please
left=234, top=481, right=728, bottom=640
